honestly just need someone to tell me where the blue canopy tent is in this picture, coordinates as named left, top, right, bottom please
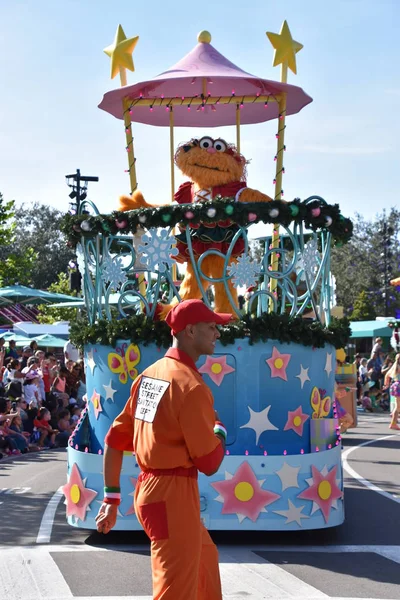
left=350, top=320, right=393, bottom=339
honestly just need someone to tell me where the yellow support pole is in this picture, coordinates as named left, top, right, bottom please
left=169, top=106, right=178, bottom=283
left=236, top=104, right=241, bottom=153
left=269, top=65, right=287, bottom=310
left=122, top=98, right=138, bottom=194
left=266, top=20, right=303, bottom=312
left=169, top=107, right=175, bottom=202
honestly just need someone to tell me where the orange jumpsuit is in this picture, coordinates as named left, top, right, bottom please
left=105, top=347, right=224, bottom=600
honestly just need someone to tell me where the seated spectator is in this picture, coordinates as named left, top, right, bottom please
left=40, top=352, right=58, bottom=406
left=7, top=413, right=29, bottom=453
left=33, top=407, right=58, bottom=448
left=361, top=391, right=373, bottom=412
left=20, top=346, right=33, bottom=370
left=5, top=340, right=19, bottom=360
left=65, top=361, right=81, bottom=400
left=23, top=371, right=41, bottom=407
left=51, top=366, right=70, bottom=408
left=14, top=397, right=28, bottom=422
left=70, top=405, right=82, bottom=425
left=57, top=409, right=73, bottom=447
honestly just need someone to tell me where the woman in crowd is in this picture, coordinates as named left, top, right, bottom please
left=384, top=353, right=400, bottom=430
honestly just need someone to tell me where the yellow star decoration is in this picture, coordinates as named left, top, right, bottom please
left=104, top=24, right=139, bottom=79
left=266, top=20, right=303, bottom=75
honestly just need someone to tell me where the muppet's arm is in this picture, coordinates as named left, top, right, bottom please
left=236, top=188, right=273, bottom=203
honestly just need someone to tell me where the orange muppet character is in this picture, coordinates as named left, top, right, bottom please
left=119, top=136, right=272, bottom=315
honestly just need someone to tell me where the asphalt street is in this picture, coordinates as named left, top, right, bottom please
left=0, top=412, right=399, bottom=600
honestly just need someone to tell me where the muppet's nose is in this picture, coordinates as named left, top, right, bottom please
left=206, top=147, right=217, bottom=154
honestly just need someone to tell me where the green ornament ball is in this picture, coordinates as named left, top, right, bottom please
left=289, top=204, right=299, bottom=217
left=161, top=214, right=171, bottom=223
left=225, top=205, right=234, bottom=215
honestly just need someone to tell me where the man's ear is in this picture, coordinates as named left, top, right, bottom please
left=184, top=324, right=196, bottom=339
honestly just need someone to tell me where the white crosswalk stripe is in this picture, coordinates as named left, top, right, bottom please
left=0, top=544, right=399, bottom=600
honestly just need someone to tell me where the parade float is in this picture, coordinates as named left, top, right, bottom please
left=61, top=22, right=353, bottom=530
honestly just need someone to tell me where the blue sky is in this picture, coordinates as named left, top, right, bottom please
left=1, top=0, right=399, bottom=222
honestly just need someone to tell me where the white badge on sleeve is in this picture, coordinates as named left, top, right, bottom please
left=135, top=376, right=170, bottom=423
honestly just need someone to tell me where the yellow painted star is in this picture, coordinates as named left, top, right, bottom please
left=266, top=20, right=303, bottom=75
left=104, top=24, right=139, bottom=80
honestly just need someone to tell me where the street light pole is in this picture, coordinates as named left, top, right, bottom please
left=65, top=169, right=99, bottom=213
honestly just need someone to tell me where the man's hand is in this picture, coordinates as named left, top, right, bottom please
left=95, top=502, right=118, bottom=534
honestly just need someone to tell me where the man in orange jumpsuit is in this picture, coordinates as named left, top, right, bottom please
left=95, top=299, right=230, bottom=600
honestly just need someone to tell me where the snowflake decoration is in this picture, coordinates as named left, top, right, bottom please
left=296, top=238, right=320, bottom=282
left=75, top=243, right=86, bottom=276
left=227, top=254, right=261, bottom=288
left=101, top=256, right=128, bottom=291
left=138, top=229, right=178, bottom=273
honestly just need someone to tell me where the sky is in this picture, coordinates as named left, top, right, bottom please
left=1, top=0, right=399, bottom=224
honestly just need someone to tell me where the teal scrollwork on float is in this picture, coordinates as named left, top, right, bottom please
left=62, top=195, right=352, bottom=327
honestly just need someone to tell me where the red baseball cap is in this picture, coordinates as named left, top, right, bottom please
left=165, top=300, right=233, bottom=335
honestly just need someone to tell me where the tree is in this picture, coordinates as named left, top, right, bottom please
left=12, top=202, right=75, bottom=289
left=349, top=290, right=377, bottom=321
left=331, top=207, right=400, bottom=318
left=36, top=272, right=80, bottom=324
left=0, top=192, right=37, bottom=286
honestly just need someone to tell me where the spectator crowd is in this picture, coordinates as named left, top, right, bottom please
left=0, top=338, right=85, bottom=459
left=354, top=337, right=398, bottom=420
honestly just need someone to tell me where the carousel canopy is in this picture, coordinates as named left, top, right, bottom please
left=98, top=33, right=312, bottom=127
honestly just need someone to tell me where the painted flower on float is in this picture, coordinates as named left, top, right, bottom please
left=284, top=405, right=309, bottom=436
left=198, top=355, right=235, bottom=386
left=91, top=389, right=103, bottom=420
left=266, top=346, right=291, bottom=381
left=211, top=461, right=280, bottom=523
left=62, top=463, right=98, bottom=522
left=298, top=464, right=342, bottom=523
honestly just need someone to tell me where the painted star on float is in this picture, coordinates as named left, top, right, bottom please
left=198, top=355, right=235, bottom=386
left=211, top=461, right=280, bottom=523
left=62, top=463, right=98, bottom=522
left=266, top=347, right=291, bottom=381
left=91, top=389, right=103, bottom=420
left=296, top=365, right=310, bottom=389
left=266, top=20, right=303, bottom=75
left=85, top=349, right=96, bottom=375
left=324, top=352, right=333, bottom=378
left=276, top=462, right=300, bottom=491
left=274, top=499, right=309, bottom=526
left=298, top=464, right=343, bottom=523
left=103, top=379, right=117, bottom=402
left=104, top=24, right=139, bottom=79
left=240, top=405, right=278, bottom=445
left=284, top=405, right=309, bottom=437
left=125, top=477, right=137, bottom=516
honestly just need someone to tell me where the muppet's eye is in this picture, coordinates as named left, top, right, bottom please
left=213, top=139, right=227, bottom=152
left=199, top=137, right=214, bottom=150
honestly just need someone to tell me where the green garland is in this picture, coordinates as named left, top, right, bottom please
left=61, top=196, right=353, bottom=247
left=69, top=313, right=351, bottom=350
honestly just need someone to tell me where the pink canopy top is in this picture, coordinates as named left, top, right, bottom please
left=98, top=39, right=312, bottom=127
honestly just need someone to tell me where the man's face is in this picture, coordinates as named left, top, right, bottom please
left=191, top=322, right=220, bottom=356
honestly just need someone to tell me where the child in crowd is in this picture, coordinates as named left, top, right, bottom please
left=51, top=366, right=70, bottom=408
left=33, top=407, right=58, bottom=448
left=23, top=371, right=41, bottom=407
left=70, top=405, right=82, bottom=425
left=361, top=390, right=373, bottom=412
left=57, top=409, right=73, bottom=447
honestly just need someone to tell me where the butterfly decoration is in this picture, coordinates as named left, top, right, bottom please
left=108, top=343, right=141, bottom=384
left=310, top=386, right=331, bottom=419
